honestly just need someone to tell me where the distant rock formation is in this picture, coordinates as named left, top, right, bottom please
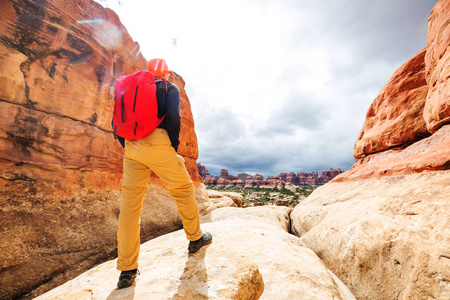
left=197, top=163, right=343, bottom=187
left=197, top=163, right=211, bottom=178
left=292, top=1, right=450, bottom=299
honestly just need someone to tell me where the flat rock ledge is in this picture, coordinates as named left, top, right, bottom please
left=36, top=207, right=355, bottom=300
left=200, top=205, right=292, bottom=232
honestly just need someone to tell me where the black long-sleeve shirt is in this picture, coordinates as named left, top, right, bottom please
left=155, top=80, right=181, bottom=151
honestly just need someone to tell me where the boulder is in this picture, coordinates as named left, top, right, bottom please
left=194, top=184, right=218, bottom=215
left=210, top=195, right=236, bottom=209
left=206, top=190, right=237, bottom=208
left=36, top=207, right=355, bottom=300
left=291, top=171, right=450, bottom=299
left=214, top=191, right=245, bottom=207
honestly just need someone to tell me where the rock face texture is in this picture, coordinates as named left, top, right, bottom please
left=354, top=48, right=430, bottom=158
left=36, top=206, right=355, bottom=300
left=424, top=0, right=450, bottom=133
left=337, top=124, right=449, bottom=181
left=198, top=165, right=343, bottom=187
left=0, top=0, right=139, bottom=195
left=291, top=171, right=450, bottom=300
left=291, top=1, right=450, bottom=299
left=0, top=0, right=209, bottom=299
left=346, top=0, right=449, bottom=181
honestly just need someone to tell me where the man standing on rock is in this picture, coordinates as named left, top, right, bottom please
left=115, top=58, right=212, bottom=289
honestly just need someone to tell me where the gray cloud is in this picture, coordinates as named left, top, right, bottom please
left=195, top=105, right=246, bottom=144
left=194, top=0, right=435, bottom=177
left=260, top=90, right=328, bottom=135
left=288, top=0, right=435, bottom=63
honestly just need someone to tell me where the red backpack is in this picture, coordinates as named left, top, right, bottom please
left=112, top=71, right=165, bottom=141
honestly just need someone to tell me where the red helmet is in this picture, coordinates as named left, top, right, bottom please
left=147, top=58, right=173, bottom=77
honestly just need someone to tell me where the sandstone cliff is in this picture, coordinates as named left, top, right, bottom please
left=291, top=1, right=450, bottom=299
left=0, top=0, right=209, bottom=299
left=341, top=0, right=449, bottom=181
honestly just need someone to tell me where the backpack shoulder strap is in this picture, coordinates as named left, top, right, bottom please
left=155, top=78, right=168, bottom=93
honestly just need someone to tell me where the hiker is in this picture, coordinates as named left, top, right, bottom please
left=114, top=58, right=212, bottom=289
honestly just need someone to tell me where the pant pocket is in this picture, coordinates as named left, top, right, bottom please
left=176, top=155, right=185, bottom=165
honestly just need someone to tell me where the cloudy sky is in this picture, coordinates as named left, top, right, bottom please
left=95, top=0, right=436, bottom=177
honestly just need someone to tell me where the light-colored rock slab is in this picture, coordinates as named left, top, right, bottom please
left=206, top=190, right=237, bottom=208
left=291, top=170, right=450, bottom=299
left=215, top=191, right=245, bottom=207
left=207, top=190, right=244, bottom=207
left=37, top=215, right=355, bottom=299
left=201, top=205, right=292, bottom=232
left=195, top=183, right=218, bottom=215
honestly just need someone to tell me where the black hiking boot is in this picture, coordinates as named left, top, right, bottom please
left=117, top=268, right=139, bottom=289
left=188, top=232, right=213, bottom=253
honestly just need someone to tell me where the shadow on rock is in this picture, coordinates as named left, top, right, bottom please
left=106, top=285, right=136, bottom=300
left=172, top=245, right=211, bottom=299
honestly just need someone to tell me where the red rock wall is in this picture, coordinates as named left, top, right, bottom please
left=353, top=48, right=429, bottom=159
left=0, top=0, right=141, bottom=195
left=0, top=0, right=202, bottom=299
left=0, top=0, right=201, bottom=196
left=337, top=0, right=450, bottom=182
left=424, top=0, right=450, bottom=133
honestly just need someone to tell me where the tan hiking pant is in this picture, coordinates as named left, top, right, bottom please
left=117, top=129, right=202, bottom=271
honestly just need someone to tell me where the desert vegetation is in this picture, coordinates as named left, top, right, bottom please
left=207, top=185, right=318, bottom=207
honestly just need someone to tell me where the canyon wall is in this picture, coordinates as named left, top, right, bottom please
left=198, top=164, right=343, bottom=187
left=0, top=0, right=208, bottom=299
left=338, top=0, right=449, bottom=181
left=291, top=1, right=450, bottom=299
left=343, top=45, right=449, bottom=181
